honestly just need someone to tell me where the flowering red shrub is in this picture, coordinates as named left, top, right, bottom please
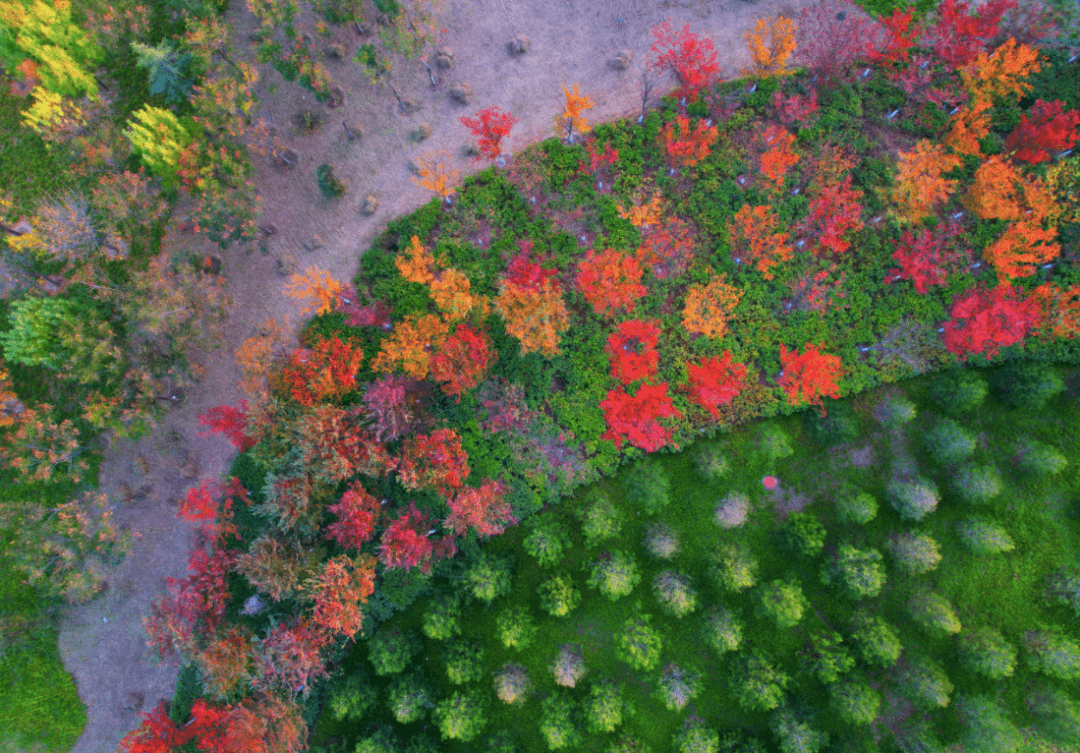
left=941, top=283, right=1043, bottom=359
left=252, top=618, right=328, bottom=694
left=459, top=105, right=518, bottom=162
left=605, top=319, right=662, bottom=385
left=685, top=352, right=748, bottom=419
left=773, top=89, right=819, bottom=126
left=600, top=383, right=681, bottom=452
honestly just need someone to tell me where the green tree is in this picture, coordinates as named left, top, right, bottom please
left=462, top=551, right=512, bottom=605
left=829, top=677, right=881, bottom=726
left=909, top=592, right=961, bottom=638
left=710, top=542, right=758, bottom=593
left=443, top=638, right=486, bottom=685
left=803, top=400, right=860, bottom=446
left=875, top=394, right=917, bottom=428
left=898, top=654, right=953, bottom=710
left=957, top=694, right=1022, bottom=753
left=434, top=688, right=487, bottom=742
left=616, top=613, right=663, bottom=671
left=728, top=651, right=790, bottom=713
left=539, top=692, right=581, bottom=751
left=422, top=593, right=463, bottom=639
left=929, top=369, right=988, bottom=415
left=770, top=708, right=829, bottom=753
left=656, top=662, right=702, bottom=712
left=608, top=735, right=654, bottom=753
left=577, top=491, right=622, bottom=546
left=779, top=512, right=826, bottom=559
left=1046, top=568, right=1080, bottom=618
left=524, top=518, right=568, bottom=567
left=495, top=605, right=537, bottom=650
left=550, top=644, right=587, bottom=688
left=923, top=417, right=976, bottom=465
left=887, top=478, right=939, bottom=522
left=1028, top=685, right=1080, bottom=746
left=673, top=719, right=721, bottom=753
left=316, top=162, right=347, bottom=199
left=957, top=517, right=1015, bottom=555
left=131, top=40, right=193, bottom=103
left=991, top=362, right=1064, bottom=410
left=702, top=606, right=743, bottom=656
left=758, top=423, right=794, bottom=462
left=587, top=550, right=641, bottom=601
left=800, top=630, right=854, bottom=684
left=644, top=522, right=680, bottom=560
left=952, top=464, right=1002, bottom=505
left=0, top=0, right=102, bottom=98
left=1, top=297, right=89, bottom=371
left=624, top=458, right=670, bottom=515
left=891, top=720, right=945, bottom=753
left=328, top=673, right=377, bottom=721
left=386, top=672, right=433, bottom=723
left=694, top=445, right=729, bottom=480
left=538, top=573, right=581, bottom=618
left=368, top=627, right=420, bottom=676
left=124, top=106, right=193, bottom=189
left=585, top=679, right=630, bottom=733
left=821, top=545, right=886, bottom=600
left=847, top=612, right=902, bottom=668
left=714, top=492, right=750, bottom=529
left=958, top=627, right=1016, bottom=679
left=354, top=727, right=400, bottom=753
left=887, top=532, right=942, bottom=576
left=835, top=490, right=877, bottom=526
left=1016, top=437, right=1068, bottom=477
left=757, top=579, right=808, bottom=629
left=1023, top=628, right=1080, bottom=680
left=654, top=569, right=698, bottom=618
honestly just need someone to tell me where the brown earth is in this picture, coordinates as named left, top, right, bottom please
left=55, top=0, right=818, bottom=750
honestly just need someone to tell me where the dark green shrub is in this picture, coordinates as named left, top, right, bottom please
left=587, top=550, right=641, bottom=601
left=386, top=672, right=433, bottom=723
left=835, top=490, right=878, bottom=526
left=434, top=688, right=487, bottom=742
left=991, top=362, right=1064, bottom=410
left=847, top=612, right=902, bottom=668
left=923, top=417, right=976, bottom=465
left=821, top=545, right=886, bottom=600
left=585, top=679, right=630, bottom=733
left=887, top=477, right=939, bottom=521
left=462, top=552, right=512, bottom=605
left=577, top=492, right=622, bottom=546
left=368, top=627, right=420, bottom=676
left=538, top=573, right=581, bottom=618
left=523, top=518, right=569, bottom=567
left=616, top=613, right=663, bottom=671
left=929, top=369, right=988, bottom=416
left=443, top=638, right=486, bottom=685
left=653, top=570, right=698, bottom=618
left=887, top=531, right=942, bottom=576
left=958, top=627, right=1017, bottom=679
left=539, top=691, right=581, bottom=751
left=803, top=401, right=860, bottom=446
left=316, top=162, right=347, bottom=199
left=328, top=673, right=378, bottom=721
left=702, top=606, right=743, bottom=656
left=694, top=445, right=730, bottom=481
left=643, top=522, right=680, bottom=559
left=422, top=593, right=463, bottom=640
left=403, top=734, right=439, bottom=753
left=354, top=727, right=400, bottom=753
left=779, top=512, right=826, bottom=558
left=757, top=579, right=808, bottom=629
left=957, top=517, right=1015, bottom=555
left=957, top=694, right=1022, bottom=753
left=898, top=654, right=953, bottom=710
left=624, top=458, right=670, bottom=515
left=728, top=651, right=791, bottom=713
left=608, top=735, right=653, bottom=753
left=486, top=730, right=520, bottom=753
left=1016, top=437, right=1068, bottom=477
left=495, top=605, right=537, bottom=650
left=953, top=464, right=1003, bottom=505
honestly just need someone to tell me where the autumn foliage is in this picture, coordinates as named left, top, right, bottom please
left=495, top=260, right=570, bottom=356
left=445, top=479, right=516, bottom=538
left=412, top=150, right=460, bottom=202
left=886, top=222, right=969, bottom=294
left=926, top=0, right=1015, bottom=68
left=397, top=428, right=470, bottom=496
left=685, top=352, right=747, bottom=419
left=459, top=105, right=517, bottom=162
left=891, top=140, right=963, bottom=223
left=983, top=221, right=1060, bottom=282
left=379, top=502, right=436, bottom=572
left=759, top=125, right=799, bottom=190
left=742, top=16, right=797, bottom=78
left=1005, top=99, right=1080, bottom=164
left=198, top=400, right=255, bottom=450
left=649, top=19, right=721, bottom=102
left=280, top=334, right=363, bottom=407
left=371, top=313, right=450, bottom=380
left=682, top=274, right=743, bottom=340
left=283, top=267, right=344, bottom=316
left=576, top=247, right=647, bottom=317
left=325, top=482, right=382, bottom=551
left=778, top=342, right=843, bottom=410
left=657, top=115, right=719, bottom=168
left=554, top=83, right=593, bottom=142
left=600, top=382, right=681, bottom=453
left=728, top=204, right=792, bottom=280
left=801, top=176, right=864, bottom=256
left=941, top=284, right=1043, bottom=359
left=308, top=554, right=376, bottom=639
left=605, top=319, right=662, bottom=385
left=430, top=324, right=497, bottom=398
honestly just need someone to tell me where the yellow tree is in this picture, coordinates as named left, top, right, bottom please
left=890, top=140, right=962, bottom=223
left=943, top=99, right=992, bottom=156
left=742, top=16, right=796, bottom=78
left=395, top=235, right=437, bottom=285
left=413, top=150, right=460, bottom=204
left=284, top=267, right=344, bottom=316
left=554, top=83, right=593, bottom=143
left=0, top=0, right=102, bottom=98
left=682, top=274, right=743, bottom=340
left=124, top=105, right=193, bottom=189
left=494, top=280, right=569, bottom=357
left=429, top=269, right=490, bottom=323
left=965, top=156, right=1058, bottom=223
left=960, top=38, right=1041, bottom=105
left=371, top=313, right=450, bottom=380
left=983, top=221, right=1060, bottom=282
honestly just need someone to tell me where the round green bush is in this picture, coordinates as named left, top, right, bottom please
left=539, top=573, right=581, bottom=618
left=492, top=662, right=531, bottom=706
left=585, top=679, right=630, bottom=733
left=694, top=445, right=730, bottom=481
left=422, top=594, right=463, bottom=640
left=957, top=694, right=1022, bottom=753
left=887, top=531, right=942, bottom=576
left=368, top=627, right=420, bottom=676
left=624, top=458, right=671, bottom=515
left=801, top=629, right=854, bottom=684
left=771, top=709, right=829, bottom=753
left=587, top=550, right=641, bottom=601
left=953, top=464, right=1003, bottom=505
left=653, top=570, right=698, bottom=618
left=923, top=417, right=976, bottom=465
left=758, top=423, right=794, bottom=463
left=835, top=490, right=878, bottom=526
left=1028, top=686, right=1080, bottom=746
left=887, top=477, right=939, bottom=521
left=354, top=728, right=400, bottom=753
left=821, top=545, right=886, bottom=600
left=616, top=614, right=663, bottom=671
left=991, top=362, right=1065, bottom=411
left=1017, top=438, right=1068, bottom=477
left=434, top=689, right=487, bottom=743
left=386, top=672, right=433, bottom=724
left=898, top=654, right=953, bottom=709
left=908, top=592, right=962, bottom=638
left=1046, top=568, right=1080, bottom=618
left=779, top=512, right=826, bottom=558
left=710, top=542, right=758, bottom=593
left=757, top=579, right=808, bottom=629
left=673, top=720, right=721, bottom=753
left=655, top=662, right=702, bottom=712
left=524, top=518, right=569, bottom=568
left=550, top=644, right=587, bottom=688
left=728, top=651, right=790, bottom=713
left=462, top=551, right=512, bottom=605
left=608, top=734, right=654, bottom=753
left=495, top=605, right=537, bottom=650
left=643, top=522, right=680, bottom=560
left=847, top=612, right=902, bottom=668
left=803, top=401, right=861, bottom=447
left=442, top=638, right=486, bottom=685
left=829, top=678, right=881, bottom=726
left=875, top=394, right=917, bottom=428
left=1024, top=629, right=1080, bottom=681
left=958, top=627, right=1016, bottom=680
left=957, top=517, right=1015, bottom=555
left=714, top=492, right=750, bottom=529
left=328, top=674, right=378, bottom=721
left=539, top=692, right=581, bottom=751
left=577, top=492, right=623, bottom=547
left=930, top=369, right=988, bottom=416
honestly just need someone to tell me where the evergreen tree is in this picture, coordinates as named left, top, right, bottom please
left=957, top=694, right=1022, bottom=753
left=770, top=707, right=829, bottom=753
left=1028, top=685, right=1080, bottom=746
left=958, top=627, right=1016, bottom=679
left=131, top=40, right=193, bottom=103
left=585, top=679, right=631, bottom=733
left=897, top=654, right=953, bottom=710
left=728, top=651, right=790, bottom=713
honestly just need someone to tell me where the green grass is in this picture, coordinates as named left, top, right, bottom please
left=312, top=365, right=1080, bottom=752
left=0, top=93, right=73, bottom=216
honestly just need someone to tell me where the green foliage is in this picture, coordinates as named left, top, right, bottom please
left=494, top=605, right=537, bottom=650
left=577, top=492, right=623, bottom=546
left=386, top=672, right=433, bottom=724
left=929, top=369, right=988, bottom=416
left=874, top=394, right=916, bottom=428
left=434, top=688, right=487, bottom=742
left=694, top=445, right=730, bottom=481
left=957, top=517, right=1015, bottom=555
left=539, top=692, right=581, bottom=751
left=908, top=592, right=962, bottom=639
left=887, top=531, right=942, bottom=576
left=835, top=490, right=877, bottom=526
left=771, top=708, right=829, bottom=753
left=538, top=573, right=581, bottom=618
left=585, top=679, right=631, bottom=733
left=829, top=678, right=881, bottom=727
left=524, top=518, right=568, bottom=567
left=1, top=296, right=75, bottom=369
left=443, top=638, right=486, bottom=685
left=672, top=721, right=720, bottom=753
left=757, top=579, right=808, bottom=629
left=422, top=593, right=463, bottom=640
left=643, top=522, right=680, bottom=560
left=124, top=105, right=192, bottom=188
left=800, top=629, right=854, bottom=684
left=779, top=512, right=826, bottom=559
left=653, top=569, right=697, bottom=618
left=821, top=545, right=886, bottom=600
left=710, top=542, right=758, bottom=593
left=655, top=663, right=702, bottom=712
left=1028, top=686, right=1080, bottom=746
left=1016, top=438, right=1068, bottom=477
left=991, top=362, right=1065, bottom=411
left=803, top=401, right=860, bottom=447
left=1023, top=628, right=1080, bottom=681
left=923, top=417, right=976, bottom=465
left=616, top=613, right=663, bottom=671
left=462, top=552, right=512, bottom=605
left=317, top=162, right=347, bottom=199
left=728, top=651, right=790, bottom=713
left=354, top=727, right=400, bottom=753
left=958, top=627, right=1016, bottom=680
left=1046, top=568, right=1080, bottom=618
left=702, top=606, right=743, bottom=656
left=757, top=423, right=794, bottom=462
left=368, top=627, right=420, bottom=676
left=952, top=464, right=1002, bottom=505
left=131, top=40, right=192, bottom=104
left=957, top=695, right=1022, bottom=753
left=847, top=611, right=902, bottom=668
left=587, top=550, right=641, bottom=601
left=898, top=654, right=953, bottom=710
left=328, top=673, right=377, bottom=721
left=0, top=0, right=102, bottom=98
left=624, top=458, right=670, bottom=515
left=887, top=477, right=939, bottom=522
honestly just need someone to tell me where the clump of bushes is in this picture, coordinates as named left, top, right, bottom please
left=624, top=458, right=671, bottom=515
left=992, top=362, right=1065, bottom=411
left=422, top=594, right=463, bottom=640
left=779, top=511, right=826, bottom=558
left=495, top=606, right=537, bottom=650
left=538, top=573, right=581, bottom=618
left=957, top=517, right=1015, bottom=555
left=587, top=550, right=641, bottom=601
left=701, top=606, right=742, bottom=656
left=710, top=542, right=758, bottom=593
left=929, top=369, right=988, bottom=416
left=758, top=423, right=794, bottom=463
left=875, top=394, right=917, bottom=428
left=316, top=162, right=347, bottom=198
left=369, top=627, right=421, bottom=676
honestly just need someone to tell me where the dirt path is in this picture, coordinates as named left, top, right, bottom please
left=56, top=0, right=814, bottom=750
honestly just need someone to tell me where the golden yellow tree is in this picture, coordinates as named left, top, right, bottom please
left=283, top=267, right=344, bottom=316
left=742, top=16, right=796, bottom=78
left=395, top=235, right=437, bottom=284
left=943, top=99, right=992, bottom=156
left=236, top=316, right=291, bottom=397
left=890, top=140, right=962, bottom=223
left=371, top=313, right=450, bottom=379
left=682, top=274, right=743, bottom=340
left=413, top=151, right=460, bottom=203
left=554, top=83, right=593, bottom=143
left=617, top=195, right=664, bottom=229
left=494, top=280, right=569, bottom=357
left=983, top=221, right=1060, bottom=282
left=429, top=269, right=490, bottom=322
left=960, top=38, right=1041, bottom=104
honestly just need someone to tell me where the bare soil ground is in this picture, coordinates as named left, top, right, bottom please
left=55, top=0, right=816, bottom=749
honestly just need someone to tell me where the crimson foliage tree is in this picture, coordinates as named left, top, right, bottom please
left=941, top=284, right=1043, bottom=359
left=362, top=374, right=424, bottom=443
left=429, top=324, right=497, bottom=399
left=459, top=105, right=518, bottom=162
left=280, top=335, right=363, bottom=407
left=379, top=502, right=438, bottom=572
left=605, top=319, right=662, bottom=385
left=778, top=343, right=843, bottom=411
left=198, top=400, right=256, bottom=450
left=685, top=352, right=747, bottom=419
left=885, top=222, right=969, bottom=294
left=1005, top=99, right=1080, bottom=164
left=397, top=428, right=470, bottom=496
left=649, top=19, right=721, bottom=103
left=800, top=176, right=864, bottom=256
left=866, top=8, right=921, bottom=69
left=794, top=0, right=882, bottom=85
left=576, top=248, right=646, bottom=318
left=325, top=481, right=382, bottom=551
left=445, top=479, right=516, bottom=538
left=600, top=382, right=681, bottom=453
left=925, top=0, right=1015, bottom=68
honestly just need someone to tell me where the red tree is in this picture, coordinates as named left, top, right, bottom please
left=445, top=479, right=516, bottom=537
left=925, top=0, right=1015, bottom=68
left=280, top=335, right=364, bottom=407
left=649, top=19, right=721, bottom=102
left=295, top=405, right=393, bottom=484
left=429, top=324, right=497, bottom=399
left=605, top=319, right=662, bottom=385
left=397, top=428, right=470, bottom=496
left=1005, top=99, right=1080, bottom=164
left=866, top=8, right=921, bottom=69
left=773, top=89, right=819, bottom=126
left=309, top=555, right=376, bottom=640
left=778, top=342, right=843, bottom=411
left=684, top=352, right=747, bottom=419
left=505, top=248, right=558, bottom=290
left=576, top=247, right=646, bottom=318
left=885, top=222, right=969, bottom=294
left=198, top=400, right=255, bottom=450
left=794, top=0, right=882, bottom=85
left=335, top=286, right=394, bottom=329
left=800, top=176, right=864, bottom=256
left=253, top=618, right=329, bottom=694
left=145, top=545, right=236, bottom=663
left=600, top=382, right=682, bottom=452
left=379, top=502, right=435, bottom=571
left=362, top=374, right=423, bottom=443
left=120, top=701, right=190, bottom=752
left=459, top=105, right=518, bottom=162
left=941, top=283, right=1043, bottom=359
left=325, top=481, right=382, bottom=551
left=658, top=115, right=719, bottom=168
